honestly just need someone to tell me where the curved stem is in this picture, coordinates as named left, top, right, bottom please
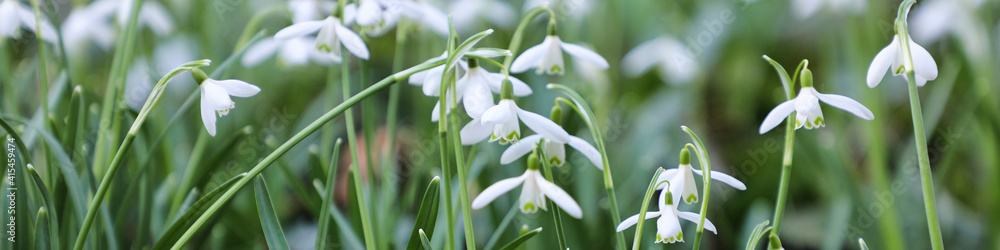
left=538, top=150, right=568, bottom=250
left=631, top=170, right=666, bottom=250
left=168, top=58, right=445, bottom=250
left=503, top=5, right=555, bottom=69
left=769, top=111, right=796, bottom=237
left=681, top=127, right=711, bottom=250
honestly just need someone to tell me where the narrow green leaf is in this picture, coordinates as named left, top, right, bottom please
left=406, top=176, right=441, bottom=250
left=254, top=176, right=291, bottom=250
left=631, top=168, right=665, bottom=250
left=858, top=238, right=869, bottom=250
left=745, top=220, right=772, bottom=250
left=152, top=173, right=247, bottom=250
left=499, top=227, right=543, bottom=250
left=313, top=180, right=365, bottom=250
left=33, top=207, right=50, bottom=250
left=171, top=188, right=201, bottom=224
left=316, top=139, right=343, bottom=250
left=419, top=229, right=434, bottom=250
left=27, top=165, right=59, bottom=250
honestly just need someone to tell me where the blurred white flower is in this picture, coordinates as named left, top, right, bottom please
left=910, top=0, right=988, bottom=62
left=866, top=17, right=938, bottom=88
left=289, top=0, right=335, bottom=23
left=616, top=182, right=717, bottom=244
left=450, top=0, right=515, bottom=31
left=789, top=0, right=865, bottom=19
left=471, top=166, right=582, bottom=218
left=350, top=0, right=448, bottom=37
left=199, top=78, right=261, bottom=136
left=501, top=133, right=602, bottom=169
left=0, top=0, right=58, bottom=43
left=653, top=150, right=746, bottom=204
left=511, top=35, right=608, bottom=75
left=461, top=98, right=570, bottom=145
left=124, top=58, right=155, bottom=111
left=760, top=70, right=874, bottom=134
left=275, top=16, right=370, bottom=60
left=622, top=35, right=699, bottom=85
left=242, top=36, right=336, bottom=67
left=523, top=0, right=592, bottom=20
left=62, top=1, right=117, bottom=53
left=116, top=0, right=175, bottom=36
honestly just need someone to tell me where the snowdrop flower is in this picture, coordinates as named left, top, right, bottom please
left=523, top=0, right=592, bottom=20
left=450, top=0, right=515, bottom=31
left=275, top=16, right=370, bottom=60
left=910, top=0, right=982, bottom=43
left=511, top=30, right=609, bottom=75
left=760, top=68, right=874, bottom=134
left=461, top=80, right=570, bottom=145
left=471, top=153, right=582, bottom=218
left=193, top=69, right=261, bottom=136
left=500, top=106, right=602, bottom=169
left=351, top=0, right=448, bottom=36
left=0, top=0, right=57, bottom=43
left=654, top=148, right=746, bottom=204
left=867, top=4, right=937, bottom=88
left=242, top=36, right=336, bottom=67
left=116, top=0, right=174, bottom=36
left=408, top=49, right=514, bottom=121
left=62, top=1, right=117, bottom=53
left=622, top=35, right=700, bottom=85
left=616, top=180, right=716, bottom=244
left=289, top=0, right=335, bottom=23
left=789, top=0, right=865, bottom=19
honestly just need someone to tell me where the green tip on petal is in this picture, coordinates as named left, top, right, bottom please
left=679, top=148, right=690, bottom=165
left=192, top=68, right=208, bottom=85
left=686, top=194, right=697, bottom=203
left=550, top=105, right=562, bottom=125
left=800, top=68, right=813, bottom=88
left=664, top=191, right=674, bottom=206
left=524, top=202, right=536, bottom=212
left=527, top=152, right=540, bottom=170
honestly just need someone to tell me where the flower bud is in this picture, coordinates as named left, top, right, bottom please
left=550, top=105, right=563, bottom=126
left=501, top=79, right=514, bottom=100
left=800, top=68, right=813, bottom=88
left=679, top=148, right=691, bottom=165
left=527, top=151, right=540, bottom=170
left=192, top=68, right=209, bottom=85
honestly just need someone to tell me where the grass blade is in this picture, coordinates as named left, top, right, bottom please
left=499, top=227, right=543, bottom=250
left=316, top=139, right=342, bottom=250
left=254, top=176, right=291, bottom=250
left=152, top=173, right=247, bottom=250
left=406, top=176, right=441, bottom=250
left=419, top=229, right=434, bottom=250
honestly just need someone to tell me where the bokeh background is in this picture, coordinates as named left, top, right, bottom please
left=1, top=0, right=999, bottom=249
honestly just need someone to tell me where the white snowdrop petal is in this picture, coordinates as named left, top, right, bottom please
left=460, top=119, right=492, bottom=145
left=485, top=73, right=532, bottom=96
left=500, top=134, right=543, bottom=164
left=356, top=0, right=381, bottom=26
left=242, top=38, right=280, bottom=67
left=655, top=168, right=680, bottom=190
left=281, top=38, right=312, bottom=66
left=534, top=174, right=582, bottom=218
left=676, top=211, right=717, bottom=234
left=274, top=20, right=325, bottom=40
left=481, top=102, right=515, bottom=124
left=567, top=136, right=603, bottom=170
left=335, top=23, right=369, bottom=59
left=560, top=42, right=609, bottom=69
left=867, top=38, right=897, bottom=88
left=517, top=109, right=571, bottom=144
left=908, top=39, right=938, bottom=82
left=141, top=1, right=174, bottom=36
left=200, top=88, right=218, bottom=136
left=621, top=38, right=664, bottom=77
left=422, top=66, right=445, bottom=96
left=758, top=99, right=796, bottom=134
left=0, top=2, right=19, bottom=37
left=212, top=80, right=261, bottom=98
left=471, top=175, right=528, bottom=209
left=691, top=169, right=747, bottom=190
left=201, top=82, right=235, bottom=110
left=510, top=43, right=545, bottom=73
left=813, top=92, right=874, bottom=120
left=616, top=212, right=662, bottom=232
left=463, top=82, right=494, bottom=119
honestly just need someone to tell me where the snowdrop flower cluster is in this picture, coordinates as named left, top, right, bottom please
left=192, top=69, right=261, bottom=136
left=760, top=68, right=874, bottom=134
left=472, top=152, right=583, bottom=218
left=460, top=80, right=569, bottom=145
left=0, top=0, right=57, bottom=42
left=407, top=49, right=527, bottom=122
left=618, top=149, right=743, bottom=244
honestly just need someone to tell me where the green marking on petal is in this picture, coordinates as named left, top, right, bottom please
left=317, top=44, right=331, bottom=52
left=524, top=202, right=536, bottom=212
left=686, top=194, right=697, bottom=203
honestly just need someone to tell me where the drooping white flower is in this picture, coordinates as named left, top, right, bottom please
left=760, top=69, right=874, bottom=134
left=789, top=0, right=866, bottom=19
left=500, top=134, right=601, bottom=170
left=622, top=35, right=700, bottom=85
left=0, top=0, right=58, bottom=43
left=866, top=5, right=938, bottom=88
left=197, top=73, right=261, bottom=137
left=115, top=0, right=174, bottom=36
left=242, top=36, right=336, bottom=67
left=461, top=96, right=570, bottom=145
left=654, top=149, right=746, bottom=204
left=350, top=0, right=448, bottom=37
left=450, top=0, right=515, bottom=31
left=275, top=16, right=370, bottom=60
left=62, top=1, right=117, bottom=53
left=511, top=35, right=608, bottom=75
left=409, top=50, right=517, bottom=122
left=471, top=160, right=582, bottom=218
left=616, top=182, right=717, bottom=244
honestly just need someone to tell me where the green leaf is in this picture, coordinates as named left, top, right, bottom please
left=27, top=165, right=59, bottom=250
left=313, top=180, right=365, bottom=250
left=631, top=167, right=665, bottom=250
left=406, top=176, right=441, bottom=250
left=152, top=173, right=247, bottom=250
left=33, top=207, right=50, bottom=250
left=744, top=220, right=772, bottom=250
left=499, top=227, right=543, bottom=250
left=254, top=176, right=291, bottom=250
left=419, top=229, right=434, bottom=250
left=858, top=238, right=870, bottom=250
left=316, top=138, right=343, bottom=250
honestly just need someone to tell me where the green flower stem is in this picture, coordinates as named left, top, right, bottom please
left=316, top=139, right=343, bottom=250
left=448, top=95, right=476, bottom=250
left=168, top=58, right=445, bottom=250
left=73, top=59, right=210, bottom=250
left=538, top=151, right=569, bottom=250
left=503, top=5, right=555, bottom=69
left=379, top=21, right=408, bottom=250
left=341, top=50, right=378, bottom=250
left=29, top=0, right=49, bottom=126
left=547, top=84, right=627, bottom=250
left=631, top=168, right=665, bottom=250
left=439, top=24, right=458, bottom=250
left=681, top=127, right=711, bottom=250
left=92, top=0, right=144, bottom=176
left=895, top=1, right=943, bottom=248
left=762, top=57, right=806, bottom=240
